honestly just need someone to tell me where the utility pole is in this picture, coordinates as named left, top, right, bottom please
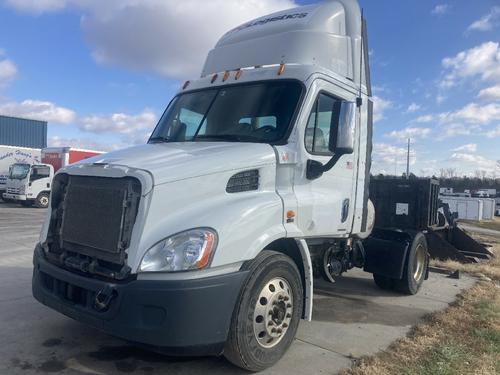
left=406, top=138, right=410, bottom=179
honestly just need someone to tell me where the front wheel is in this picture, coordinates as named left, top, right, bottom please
left=35, top=192, right=50, bottom=208
left=224, top=251, right=303, bottom=372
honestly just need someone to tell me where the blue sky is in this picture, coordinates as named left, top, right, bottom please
left=0, top=0, right=499, bottom=177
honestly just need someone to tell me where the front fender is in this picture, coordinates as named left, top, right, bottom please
left=132, top=166, right=285, bottom=272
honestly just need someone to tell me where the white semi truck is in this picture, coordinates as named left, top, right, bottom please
left=32, top=1, right=430, bottom=371
left=0, top=145, right=41, bottom=200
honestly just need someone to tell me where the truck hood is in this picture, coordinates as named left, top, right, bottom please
left=78, top=142, right=277, bottom=185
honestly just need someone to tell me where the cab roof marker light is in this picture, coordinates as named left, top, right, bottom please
left=235, top=69, right=242, bottom=80
left=211, top=73, right=218, bottom=83
left=223, top=71, right=230, bottom=82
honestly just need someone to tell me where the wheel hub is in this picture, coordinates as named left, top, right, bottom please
left=413, top=244, right=426, bottom=282
left=253, top=277, right=293, bottom=348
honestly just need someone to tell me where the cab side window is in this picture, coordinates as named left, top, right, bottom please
left=30, top=166, right=50, bottom=181
left=305, top=93, right=342, bottom=155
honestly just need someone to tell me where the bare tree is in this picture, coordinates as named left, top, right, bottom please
left=445, top=168, right=456, bottom=178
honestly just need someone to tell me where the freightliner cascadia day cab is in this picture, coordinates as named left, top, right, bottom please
left=33, top=0, right=430, bottom=371
left=3, top=147, right=102, bottom=208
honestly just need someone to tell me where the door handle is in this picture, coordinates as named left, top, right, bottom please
left=341, top=199, right=349, bottom=223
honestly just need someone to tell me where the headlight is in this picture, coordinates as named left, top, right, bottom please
left=139, top=228, right=217, bottom=273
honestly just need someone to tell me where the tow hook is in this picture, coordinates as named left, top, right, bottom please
left=94, top=285, right=117, bottom=312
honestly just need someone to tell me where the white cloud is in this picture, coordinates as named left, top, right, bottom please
left=439, top=123, right=474, bottom=139
left=5, top=0, right=297, bottom=80
left=452, top=143, right=477, bottom=153
left=372, top=143, right=416, bottom=171
left=387, top=127, right=431, bottom=142
left=406, top=102, right=421, bottom=113
left=478, top=84, right=500, bottom=101
left=48, top=136, right=121, bottom=152
left=372, top=96, right=392, bottom=123
left=0, top=99, right=76, bottom=123
left=485, top=125, right=500, bottom=138
left=414, top=114, right=434, bottom=123
left=5, top=0, right=67, bottom=15
left=438, top=102, right=500, bottom=125
left=79, top=110, right=157, bottom=144
left=450, top=152, right=496, bottom=171
left=440, top=41, right=500, bottom=89
left=373, top=143, right=407, bottom=162
left=0, top=59, right=17, bottom=88
left=431, top=4, right=449, bottom=15
left=467, top=6, right=500, bottom=32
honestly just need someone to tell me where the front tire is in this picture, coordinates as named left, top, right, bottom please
left=35, top=192, right=50, bottom=208
left=224, top=251, right=303, bottom=372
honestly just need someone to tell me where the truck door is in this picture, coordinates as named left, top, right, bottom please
left=294, top=80, right=359, bottom=237
left=27, top=165, right=52, bottom=199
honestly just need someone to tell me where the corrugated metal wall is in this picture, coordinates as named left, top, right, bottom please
left=0, top=115, right=47, bottom=148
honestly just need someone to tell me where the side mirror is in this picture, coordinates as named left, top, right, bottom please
left=329, top=101, right=356, bottom=155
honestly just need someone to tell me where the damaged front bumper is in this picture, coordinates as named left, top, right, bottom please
left=32, top=244, right=248, bottom=355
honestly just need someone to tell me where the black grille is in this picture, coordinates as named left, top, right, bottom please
left=47, top=174, right=141, bottom=275
left=226, top=170, right=259, bottom=193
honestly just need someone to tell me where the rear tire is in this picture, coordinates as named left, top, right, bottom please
left=224, top=251, right=303, bottom=372
left=373, top=274, right=395, bottom=290
left=395, top=233, right=428, bottom=295
left=35, top=192, right=50, bottom=208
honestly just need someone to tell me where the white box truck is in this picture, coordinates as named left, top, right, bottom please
left=3, top=147, right=102, bottom=208
left=0, top=145, right=41, bottom=200
left=32, top=1, right=431, bottom=371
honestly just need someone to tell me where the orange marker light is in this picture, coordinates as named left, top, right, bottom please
left=223, top=71, right=230, bottom=82
left=286, top=210, right=296, bottom=219
left=278, top=63, right=286, bottom=76
left=235, top=70, right=242, bottom=80
left=196, top=232, right=216, bottom=269
left=211, top=73, right=218, bottom=83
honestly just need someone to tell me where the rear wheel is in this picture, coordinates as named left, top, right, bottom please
left=224, top=251, right=303, bottom=372
left=395, top=233, right=428, bottom=295
left=35, top=192, right=50, bottom=208
left=373, top=273, right=394, bottom=290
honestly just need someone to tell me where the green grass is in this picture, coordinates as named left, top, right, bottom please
left=402, top=342, right=472, bottom=375
left=344, top=282, right=500, bottom=375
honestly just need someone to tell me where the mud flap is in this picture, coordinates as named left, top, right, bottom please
left=362, top=228, right=413, bottom=279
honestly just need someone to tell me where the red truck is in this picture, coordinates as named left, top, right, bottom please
left=42, top=147, right=104, bottom=172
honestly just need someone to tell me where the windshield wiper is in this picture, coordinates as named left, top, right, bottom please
left=148, top=135, right=173, bottom=143
left=195, top=134, right=259, bottom=142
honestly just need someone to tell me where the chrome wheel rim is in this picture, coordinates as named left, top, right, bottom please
left=253, top=277, right=293, bottom=348
left=413, top=244, right=426, bottom=281
left=40, top=196, right=49, bottom=207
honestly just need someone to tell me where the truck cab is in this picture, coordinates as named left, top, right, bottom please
left=32, top=1, right=428, bottom=371
left=3, top=163, right=53, bottom=207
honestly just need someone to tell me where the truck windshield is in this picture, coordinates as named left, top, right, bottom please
left=149, top=81, right=303, bottom=144
left=9, top=164, right=30, bottom=180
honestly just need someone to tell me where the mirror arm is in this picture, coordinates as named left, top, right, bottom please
left=306, top=153, right=343, bottom=180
